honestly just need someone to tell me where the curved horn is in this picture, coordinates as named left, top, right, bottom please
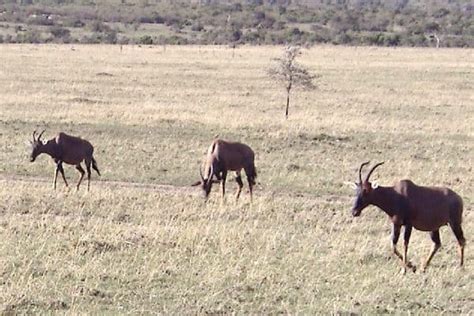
left=32, top=130, right=37, bottom=141
left=358, top=161, right=370, bottom=183
left=37, top=130, right=45, bottom=142
left=365, top=162, right=384, bottom=183
left=208, top=164, right=214, bottom=183
left=199, top=166, right=204, bottom=182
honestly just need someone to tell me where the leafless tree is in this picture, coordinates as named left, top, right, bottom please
left=268, top=46, right=316, bottom=119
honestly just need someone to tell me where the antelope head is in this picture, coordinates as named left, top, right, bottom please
left=29, top=130, right=46, bottom=162
left=191, top=164, right=219, bottom=199
left=351, top=161, right=384, bottom=217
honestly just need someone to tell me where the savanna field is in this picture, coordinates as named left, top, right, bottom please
left=0, top=44, right=473, bottom=313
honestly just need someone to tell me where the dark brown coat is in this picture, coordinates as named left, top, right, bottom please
left=30, top=130, right=100, bottom=191
left=351, top=162, right=465, bottom=273
left=192, top=139, right=257, bottom=201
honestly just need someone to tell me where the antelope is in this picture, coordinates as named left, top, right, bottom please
left=29, top=130, right=101, bottom=191
left=192, top=139, right=257, bottom=201
left=351, top=161, right=465, bottom=274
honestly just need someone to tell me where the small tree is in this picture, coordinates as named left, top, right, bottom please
left=268, top=46, right=316, bottom=119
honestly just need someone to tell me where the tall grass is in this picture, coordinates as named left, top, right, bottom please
left=0, top=44, right=472, bottom=313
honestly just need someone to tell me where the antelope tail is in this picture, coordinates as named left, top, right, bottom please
left=209, top=141, right=218, bottom=155
left=92, top=157, right=101, bottom=176
left=248, top=164, right=257, bottom=185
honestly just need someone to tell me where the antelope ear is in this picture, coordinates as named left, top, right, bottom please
left=343, top=181, right=358, bottom=189
left=191, top=180, right=202, bottom=187
left=371, top=181, right=379, bottom=189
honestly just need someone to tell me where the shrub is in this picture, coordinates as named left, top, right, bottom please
left=228, top=28, right=242, bottom=42
left=285, top=27, right=305, bottom=43
left=308, top=31, right=330, bottom=44
left=0, top=0, right=471, bottom=47
left=4, top=34, right=13, bottom=43
left=191, top=22, right=204, bottom=32
left=89, top=20, right=111, bottom=33
left=16, top=29, right=42, bottom=43
left=333, top=32, right=352, bottom=45
left=138, top=34, right=153, bottom=45
left=384, top=33, right=401, bottom=46
left=406, top=33, right=427, bottom=46
left=424, top=21, right=440, bottom=33
left=117, top=35, right=130, bottom=45
left=273, top=20, right=286, bottom=31
left=164, top=35, right=188, bottom=45
left=253, top=11, right=265, bottom=25
left=63, top=18, right=85, bottom=28
left=103, top=29, right=117, bottom=44
left=163, top=15, right=181, bottom=27
left=80, top=33, right=102, bottom=44
left=231, top=3, right=242, bottom=12
left=50, top=25, right=70, bottom=38
left=26, top=14, right=54, bottom=26
left=138, top=12, right=164, bottom=24
left=261, top=15, right=275, bottom=29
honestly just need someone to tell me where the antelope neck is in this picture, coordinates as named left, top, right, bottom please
left=40, top=140, right=59, bottom=158
left=369, top=186, right=399, bottom=217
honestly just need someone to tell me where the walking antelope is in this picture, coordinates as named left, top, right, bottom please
left=29, top=130, right=101, bottom=191
left=351, top=161, right=465, bottom=273
left=192, top=139, right=257, bottom=201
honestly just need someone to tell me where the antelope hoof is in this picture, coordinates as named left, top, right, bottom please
left=406, top=261, right=416, bottom=272
left=400, top=264, right=416, bottom=275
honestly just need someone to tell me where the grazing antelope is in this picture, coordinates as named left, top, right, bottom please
left=192, top=139, right=257, bottom=201
left=29, top=130, right=101, bottom=191
left=351, top=161, right=465, bottom=273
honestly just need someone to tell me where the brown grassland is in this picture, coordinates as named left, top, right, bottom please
left=0, top=44, right=472, bottom=313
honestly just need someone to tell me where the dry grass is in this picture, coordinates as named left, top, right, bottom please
left=0, top=44, right=472, bottom=313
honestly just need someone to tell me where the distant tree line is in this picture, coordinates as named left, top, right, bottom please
left=0, top=0, right=472, bottom=47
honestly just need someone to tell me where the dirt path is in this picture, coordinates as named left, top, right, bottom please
left=0, top=174, right=200, bottom=196
left=0, top=174, right=351, bottom=204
